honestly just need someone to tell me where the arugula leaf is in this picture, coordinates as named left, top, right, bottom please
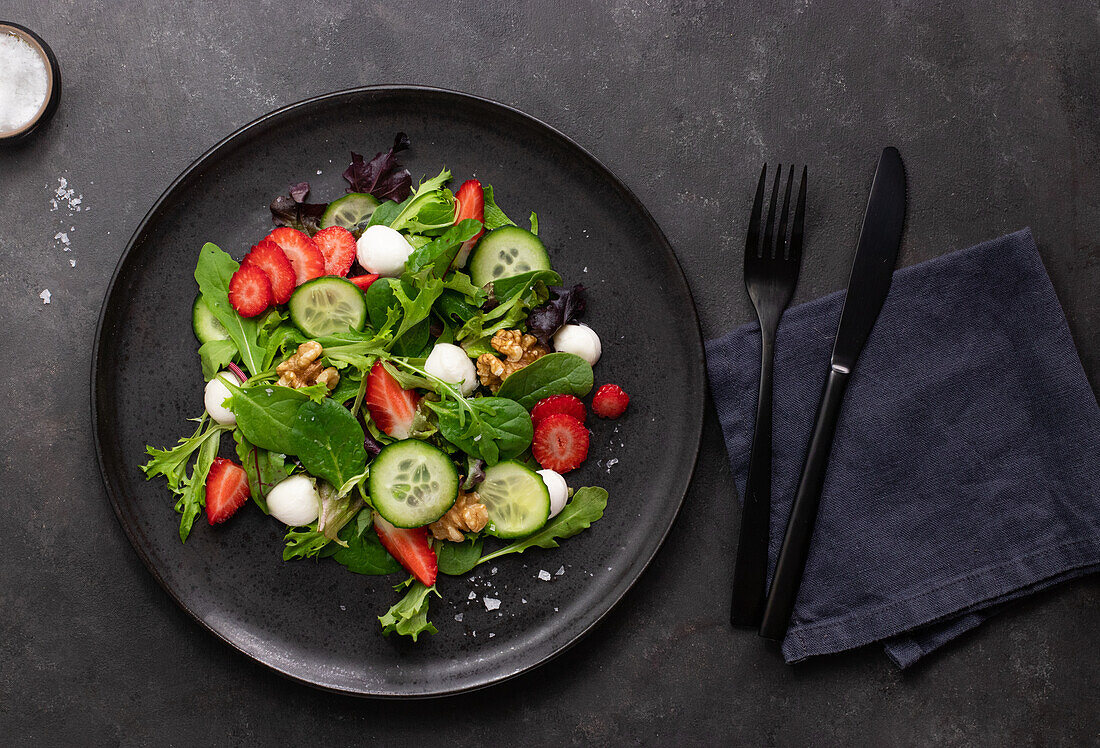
left=198, top=339, right=237, bottom=381
left=328, top=371, right=361, bottom=405
left=482, top=184, right=517, bottom=230
left=427, top=396, right=532, bottom=465
left=477, top=486, right=608, bottom=565
left=194, top=243, right=265, bottom=376
left=491, top=269, right=562, bottom=303
left=379, top=578, right=439, bottom=641
left=436, top=535, right=483, bottom=576
left=142, top=416, right=231, bottom=542
left=404, top=219, right=482, bottom=276
left=364, top=278, right=431, bottom=357
left=289, top=399, right=367, bottom=489
left=283, top=524, right=332, bottom=561
left=232, top=429, right=292, bottom=514
left=529, top=212, right=539, bottom=235
left=227, top=383, right=317, bottom=455
left=495, top=352, right=594, bottom=409
left=330, top=511, right=403, bottom=575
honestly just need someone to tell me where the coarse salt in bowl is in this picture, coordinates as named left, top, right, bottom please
left=0, top=22, right=61, bottom=142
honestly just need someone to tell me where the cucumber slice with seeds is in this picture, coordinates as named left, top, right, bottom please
left=287, top=276, right=367, bottom=338
left=469, top=226, right=551, bottom=287
left=321, top=192, right=381, bottom=236
left=192, top=296, right=230, bottom=343
left=370, top=440, right=459, bottom=528
left=478, top=460, right=552, bottom=538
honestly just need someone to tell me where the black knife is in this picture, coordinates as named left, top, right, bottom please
left=758, top=147, right=907, bottom=641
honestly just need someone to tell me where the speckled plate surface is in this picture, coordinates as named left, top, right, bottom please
left=92, top=86, right=704, bottom=698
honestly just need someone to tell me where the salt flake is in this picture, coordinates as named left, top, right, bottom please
left=455, top=613, right=464, bottom=622
left=39, top=289, right=51, bottom=304
left=468, top=591, right=477, bottom=600
left=483, top=596, right=500, bottom=611
left=555, top=566, right=565, bottom=576
left=537, top=570, right=551, bottom=581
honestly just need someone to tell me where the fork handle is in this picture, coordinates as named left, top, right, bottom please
left=730, top=324, right=777, bottom=627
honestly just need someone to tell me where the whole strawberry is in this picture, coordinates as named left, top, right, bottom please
left=592, top=384, right=630, bottom=419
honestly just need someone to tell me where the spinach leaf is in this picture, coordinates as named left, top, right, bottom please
left=228, top=383, right=315, bottom=455
left=495, top=352, right=594, bottom=409
left=232, top=429, right=292, bottom=514
left=404, top=219, right=482, bottom=276
left=477, top=486, right=608, bottom=565
left=379, top=578, right=438, bottom=641
left=328, top=371, right=361, bottom=405
left=436, top=535, right=483, bottom=576
left=427, top=396, right=532, bottom=465
left=330, top=511, right=403, bottom=575
left=198, top=339, right=237, bottom=381
left=289, top=399, right=368, bottom=489
left=194, top=243, right=265, bottom=376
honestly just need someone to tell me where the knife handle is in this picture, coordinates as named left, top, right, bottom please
left=759, top=366, right=850, bottom=641
left=730, top=328, right=776, bottom=627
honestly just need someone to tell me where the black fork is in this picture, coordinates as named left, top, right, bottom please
left=731, top=164, right=807, bottom=628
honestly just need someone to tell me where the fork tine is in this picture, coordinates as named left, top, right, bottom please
left=789, top=166, right=807, bottom=263
left=745, top=164, right=767, bottom=259
left=762, top=164, right=782, bottom=258
left=776, top=164, right=794, bottom=259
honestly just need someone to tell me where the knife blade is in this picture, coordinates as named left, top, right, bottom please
left=758, top=147, right=906, bottom=641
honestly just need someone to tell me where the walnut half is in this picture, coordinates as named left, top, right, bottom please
left=276, top=341, right=340, bottom=391
left=429, top=490, right=489, bottom=542
left=475, top=329, right=549, bottom=391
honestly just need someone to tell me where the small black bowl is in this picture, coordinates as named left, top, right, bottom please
left=0, top=22, right=61, bottom=143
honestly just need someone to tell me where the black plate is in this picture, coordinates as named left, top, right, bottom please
left=92, top=86, right=704, bottom=697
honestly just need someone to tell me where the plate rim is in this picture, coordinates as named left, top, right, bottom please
left=91, top=84, right=706, bottom=698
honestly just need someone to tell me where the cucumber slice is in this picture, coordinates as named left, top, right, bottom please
left=192, top=296, right=230, bottom=343
left=321, top=192, right=381, bottom=236
left=469, top=226, right=551, bottom=287
left=370, top=440, right=459, bottom=528
left=288, top=276, right=367, bottom=338
left=478, top=461, right=551, bottom=538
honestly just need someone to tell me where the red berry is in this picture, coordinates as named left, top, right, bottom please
left=347, top=274, right=380, bottom=292
left=365, top=361, right=421, bottom=439
left=313, top=225, right=358, bottom=277
left=241, top=238, right=296, bottom=304
left=452, top=179, right=485, bottom=267
left=227, top=262, right=273, bottom=317
left=205, top=457, right=250, bottom=525
left=531, top=413, right=589, bottom=473
left=530, top=394, right=586, bottom=428
left=592, top=384, right=630, bottom=419
left=265, top=227, right=325, bottom=285
left=373, top=513, right=437, bottom=587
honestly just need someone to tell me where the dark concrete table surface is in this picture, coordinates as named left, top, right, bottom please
left=2, top=1, right=1097, bottom=744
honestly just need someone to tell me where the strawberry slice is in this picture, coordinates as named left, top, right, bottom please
left=348, top=274, right=380, bottom=292
left=241, top=238, right=296, bottom=304
left=205, top=457, right=250, bottom=525
left=452, top=179, right=485, bottom=268
left=265, top=227, right=325, bottom=285
left=530, top=394, right=586, bottom=428
left=228, top=262, right=273, bottom=317
left=592, top=383, right=630, bottom=419
left=373, top=513, right=437, bottom=586
left=531, top=413, right=590, bottom=473
left=313, top=226, right=358, bottom=276
left=365, top=360, right=420, bottom=439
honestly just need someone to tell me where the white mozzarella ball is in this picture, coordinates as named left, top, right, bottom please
left=266, top=475, right=321, bottom=526
left=356, top=225, right=415, bottom=277
left=552, top=323, right=602, bottom=367
left=424, top=343, right=478, bottom=395
left=203, top=372, right=237, bottom=426
left=538, top=469, right=569, bottom=519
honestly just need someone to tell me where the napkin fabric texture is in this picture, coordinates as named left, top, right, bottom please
left=706, top=229, right=1100, bottom=667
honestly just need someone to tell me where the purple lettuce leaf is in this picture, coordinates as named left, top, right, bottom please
left=269, top=181, right=327, bottom=236
left=527, top=284, right=587, bottom=345
left=342, top=133, right=413, bottom=202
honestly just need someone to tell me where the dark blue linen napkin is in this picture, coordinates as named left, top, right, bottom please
left=706, top=229, right=1100, bottom=667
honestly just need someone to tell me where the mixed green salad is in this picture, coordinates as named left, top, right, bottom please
left=142, top=134, right=630, bottom=640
